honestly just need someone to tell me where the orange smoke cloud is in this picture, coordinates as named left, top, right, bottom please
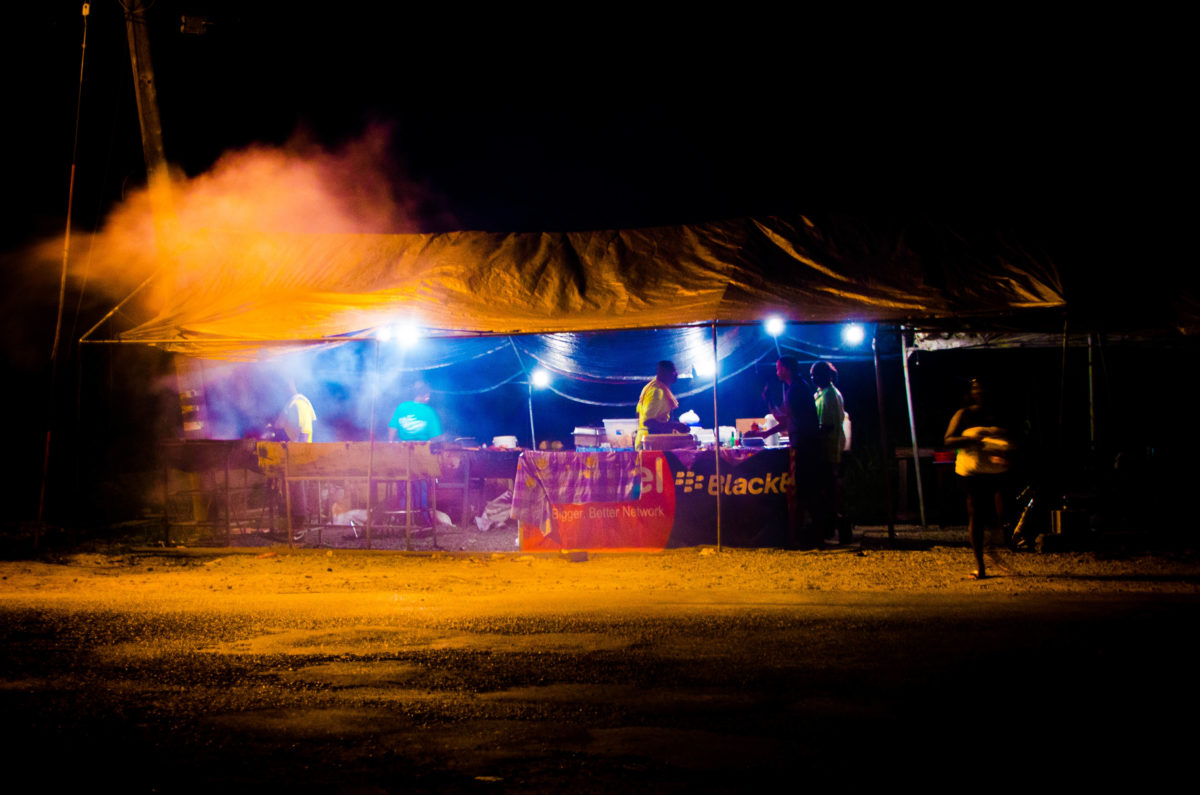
left=172, top=126, right=421, bottom=235
left=41, top=125, right=450, bottom=315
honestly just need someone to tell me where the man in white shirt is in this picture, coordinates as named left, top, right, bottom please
left=811, top=361, right=848, bottom=543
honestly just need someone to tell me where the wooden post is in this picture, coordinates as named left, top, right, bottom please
left=283, top=444, right=294, bottom=549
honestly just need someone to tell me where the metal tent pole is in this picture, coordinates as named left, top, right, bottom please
left=899, top=327, right=927, bottom=528
left=284, top=444, right=294, bottom=549
left=366, top=339, right=380, bottom=549
left=506, top=338, right=537, bottom=449
left=712, top=321, right=722, bottom=551
left=527, top=379, right=537, bottom=451
left=873, top=327, right=896, bottom=541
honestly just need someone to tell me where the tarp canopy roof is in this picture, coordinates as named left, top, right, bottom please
left=101, top=214, right=1066, bottom=360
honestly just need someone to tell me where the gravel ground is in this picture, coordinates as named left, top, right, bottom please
left=3, top=538, right=1199, bottom=792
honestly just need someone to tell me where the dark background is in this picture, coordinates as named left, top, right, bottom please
left=2, top=3, right=1192, bottom=533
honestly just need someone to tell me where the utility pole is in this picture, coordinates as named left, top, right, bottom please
left=123, top=0, right=209, bottom=538
left=38, top=3, right=92, bottom=541
left=124, top=0, right=168, bottom=190
left=123, top=0, right=208, bottom=440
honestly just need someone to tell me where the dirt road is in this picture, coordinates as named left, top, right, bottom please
left=3, top=546, right=1198, bottom=792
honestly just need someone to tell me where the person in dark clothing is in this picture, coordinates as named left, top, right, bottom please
left=748, top=356, right=821, bottom=548
left=944, top=378, right=1012, bottom=579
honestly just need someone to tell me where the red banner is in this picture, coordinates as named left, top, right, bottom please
left=520, top=451, right=675, bottom=551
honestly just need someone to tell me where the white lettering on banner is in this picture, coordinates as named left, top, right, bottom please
left=622, top=504, right=666, bottom=518
left=552, top=506, right=583, bottom=522
left=554, top=504, right=667, bottom=522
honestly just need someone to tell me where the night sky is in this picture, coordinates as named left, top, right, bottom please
left=9, top=3, right=1171, bottom=245
left=3, top=3, right=1191, bottom=524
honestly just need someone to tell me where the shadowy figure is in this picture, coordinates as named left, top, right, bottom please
left=811, top=360, right=849, bottom=544
left=944, top=378, right=1012, bottom=579
left=749, top=356, right=820, bottom=548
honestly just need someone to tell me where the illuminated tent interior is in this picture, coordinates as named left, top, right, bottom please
left=84, top=212, right=1067, bottom=448
left=190, top=324, right=880, bottom=447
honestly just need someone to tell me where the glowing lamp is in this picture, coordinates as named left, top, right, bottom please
left=693, top=353, right=717, bottom=378
left=530, top=368, right=551, bottom=388
left=764, top=316, right=786, bottom=337
left=394, top=321, right=422, bottom=347
left=842, top=323, right=865, bottom=346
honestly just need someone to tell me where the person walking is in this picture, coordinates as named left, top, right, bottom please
left=944, top=378, right=1011, bottom=579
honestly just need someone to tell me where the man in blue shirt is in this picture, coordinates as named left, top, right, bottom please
left=388, top=381, right=443, bottom=442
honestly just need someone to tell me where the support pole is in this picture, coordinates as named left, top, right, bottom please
left=712, top=321, right=722, bottom=551
left=405, top=444, right=413, bottom=551
left=366, top=339, right=380, bottom=549
left=899, top=327, right=927, bottom=528
left=124, top=0, right=169, bottom=190
left=161, top=453, right=170, bottom=545
left=39, top=4, right=91, bottom=543
left=78, top=268, right=165, bottom=343
left=224, top=448, right=232, bottom=546
left=52, top=4, right=89, bottom=362
left=527, top=379, right=537, bottom=451
left=507, top=338, right=537, bottom=449
left=284, top=444, right=294, bottom=550
left=873, top=327, right=896, bottom=541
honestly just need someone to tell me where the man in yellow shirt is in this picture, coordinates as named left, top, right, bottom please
left=279, top=379, right=317, bottom=443
left=636, top=360, right=689, bottom=448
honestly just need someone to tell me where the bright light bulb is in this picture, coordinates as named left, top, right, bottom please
left=531, top=368, right=551, bottom=388
left=842, top=323, right=865, bottom=346
left=764, top=316, right=786, bottom=337
left=693, top=353, right=717, bottom=378
left=395, top=321, right=422, bottom=347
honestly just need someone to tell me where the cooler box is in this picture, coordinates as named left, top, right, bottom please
left=602, top=418, right=639, bottom=447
